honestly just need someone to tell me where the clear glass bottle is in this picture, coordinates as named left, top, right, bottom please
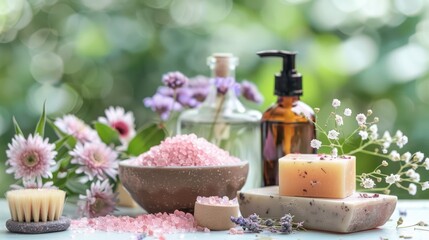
left=177, top=53, right=262, bottom=189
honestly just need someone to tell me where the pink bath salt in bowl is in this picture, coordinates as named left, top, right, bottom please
left=119, top=135, right=248, bottom=213
left=196, top=196, right=238, bottom=206
left=131, top=134, right=241, bottom=167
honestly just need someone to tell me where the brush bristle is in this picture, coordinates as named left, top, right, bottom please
left=6, top=189, right=66, bottom=223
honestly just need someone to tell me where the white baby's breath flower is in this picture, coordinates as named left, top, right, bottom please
left=385, top=174, right=400, bottom=184
left=422, top=182, right=429, bottom=191
left=382, top=131, right=392, bottom=149
left=335, top=115, right=343, bottom=126
left=397, top=135, right=408, bottom=149
left=327, top=130, right=340, bottom=140
left=369, top=124, right=378, bottom=133
left=362, top=178, right=375, bottom=189
left=408, top=183, right=417, bottom=195
left=389, top=150, right=400, bottom=161
left=310, top=139, right=322, bottom=149
left=331, top=148, right=338, bottom=158
left=401, top=152, right=412, bottom=163
left=344, top=108, right=352, bottom=116
left=369, top=124, right=379, bottom=140
left=414, top=152, right=424, bottom=162
left=356, top=113, right=367, bottom=125
left=411, top=172, right=420, bottom=182
left=332, top=99, right=341, bottom=108
left=395, top=130, right=403, bottom=139
left=382, top=160, right=388, bottom=166
left=367, top=109, right=373, bottom=116
left=424, top=158, right=429, bottom=170
left=382, top=149, right=388, bottom=154
left=406, top=169, right=415, bottom=177
left=358, top=131, right=368, bottom=140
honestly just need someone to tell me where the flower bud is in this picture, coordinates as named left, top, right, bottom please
left=377, top=177, right=382, bottom=182
left=383, top=189, right=390, bottom=194
left=374, top=117, right=379, bottom=123
left=314, top=108, right=320, bottom=113
left=412, top=164, right=418, bottom=170
left=382, top=160, right=388, bottom=166
left=367, top=109, right=373, bottom=116
left=376, top=170, right=381, bottom=174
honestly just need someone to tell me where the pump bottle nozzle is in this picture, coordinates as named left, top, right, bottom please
left=257, top=50, right=303, bottom=96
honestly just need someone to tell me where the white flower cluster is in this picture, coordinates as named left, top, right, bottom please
left=309, top=98, right=428, bottom=196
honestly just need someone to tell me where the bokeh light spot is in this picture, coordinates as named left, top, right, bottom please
left=30, top=51, right=64, bottom=84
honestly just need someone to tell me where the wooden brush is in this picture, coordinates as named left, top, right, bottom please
left=6, top=188, right=66, bottom=223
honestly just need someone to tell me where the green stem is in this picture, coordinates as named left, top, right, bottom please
left=207, top=94, right=225, bottom=142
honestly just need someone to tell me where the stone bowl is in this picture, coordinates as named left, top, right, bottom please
left=118, top=160, right=249, bottom=213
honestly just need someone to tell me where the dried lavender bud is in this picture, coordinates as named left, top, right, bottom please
left=231, top=213, right=303, bottom=234
left=214, top=77, right=235, bottom=95
left=162, top=71, right=188, bottom=89
left=239, top=80, right=263, bottom=104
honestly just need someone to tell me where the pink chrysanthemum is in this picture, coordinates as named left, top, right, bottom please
left=6, top=134, right=56, bottom=182
left=98, top=106, right=136, bottom=144
left=10, top=178, right=56, bottom=190
left=70, top=142, right=118, bottom=182
left=54, top=115, right=100, bottom=143
left=78, top=180, right=117, bottom=218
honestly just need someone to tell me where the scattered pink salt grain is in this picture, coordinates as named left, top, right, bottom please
left=71, top=210, right=197, bottom=235
left=229, top=228, right=244, bottom=235
left=196, top=196, right=238, bottom=206
left=132, top=134, right=241, bottom=166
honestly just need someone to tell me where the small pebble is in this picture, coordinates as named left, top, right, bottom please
left=6, top=217, right=71, bottom=234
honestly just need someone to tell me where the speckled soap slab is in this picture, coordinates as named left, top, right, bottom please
left=238, top=186, right=397, bottom=233
left=6, top=217, right=71, bottom=234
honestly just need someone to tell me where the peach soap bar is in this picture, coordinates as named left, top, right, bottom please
left=279, top=154, right=356, bottom=198
left=238, top=186, right=397, bottom=233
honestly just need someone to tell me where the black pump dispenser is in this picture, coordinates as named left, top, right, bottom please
left=257, top=50, right=302, bottom=96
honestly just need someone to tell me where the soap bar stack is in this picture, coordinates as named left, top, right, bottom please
left=279, top=154, right=356, bottom=198
left=238, top=154, right=397, bottom=233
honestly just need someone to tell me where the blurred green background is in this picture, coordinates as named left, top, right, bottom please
left=1, top=0, right=428, bottom=198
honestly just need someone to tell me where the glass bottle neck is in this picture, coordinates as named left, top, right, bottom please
left=277, top=96, right=300, bottom=107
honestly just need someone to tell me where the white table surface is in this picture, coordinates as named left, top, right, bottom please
left=1, top=199, right=429, bottom=240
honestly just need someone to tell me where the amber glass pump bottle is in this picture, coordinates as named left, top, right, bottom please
left=258, top=50, right=316, bottom=186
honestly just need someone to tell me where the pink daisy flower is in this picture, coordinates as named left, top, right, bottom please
left=54, top=115, right=100, bottom=143
left=6, top=134, right=56, bottom=182
left=70, top=142, right=118, bottom=182
left=78, top=180, right=117, bottom=218
left=10, top=178, right=56, bottom=190
left=98, top=106, right=136, bottom=144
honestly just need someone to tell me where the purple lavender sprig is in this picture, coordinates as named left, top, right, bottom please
left=239, top=80, right=264, bottom=104
left=230, top=213, right=305, bottom=234
left=214, top=77, right=235, bottom=95
left=162, top=71, right=188, bottom=89
left=143, top=94, right=181, bottom=121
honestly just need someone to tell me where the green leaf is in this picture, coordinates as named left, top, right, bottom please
left=34, top=102, right=46, bottom=137
left=127, top=123, right=166, bottom=156
left=12, top=116, right=23, bottom=136
left=65, top=178, right=88, bottom=195
left=94, top=122, right=121, bottom=145
left=47, top=119, right=77, bottom=149
left=55, top=135, right=72, bottom=150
